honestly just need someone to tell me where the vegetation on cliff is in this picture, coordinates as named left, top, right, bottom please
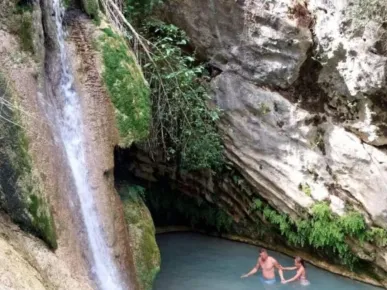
left=230, top=172, right=387, bottom=272
left=99, top=27, right=151, bottom=146
left=119, top=185, right=161, bottom=290
left=0, top=74, right=57, bottom=249
left=123, top=0, right=224, bottom=171
left=81, top=0, right=99, bottom=20
left=139, top=21, right=223, bottom=171
left=1, top=0, right=34, bottom=53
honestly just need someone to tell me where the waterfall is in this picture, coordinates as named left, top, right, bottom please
left=52, top=1, right=125, bottom=289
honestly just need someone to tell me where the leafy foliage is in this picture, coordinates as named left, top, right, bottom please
left=124, top=0, right=163, bottom=20
left=251, top=199, right=387, bottom=268
left=8, top=3, right=34, bottom=53
left=366, top=227, right=387, bottom=247
left=135, top=20, right=224, bottom=171
left=100, top=28, right=151, bottom=146
left=298, top=182, right=312, bottom=196
left=82, top=0, right=99, bottom=21
left=251, top=198, right=263, bottom=210
left=119, top=184, right=146, bottom=202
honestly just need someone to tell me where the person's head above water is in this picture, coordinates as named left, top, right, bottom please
left=259, top=248, right=268, bottom=261
left=295, top=256, right=305, bottom=268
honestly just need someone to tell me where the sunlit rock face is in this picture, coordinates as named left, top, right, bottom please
left=308, top=0, right=387, bottom=146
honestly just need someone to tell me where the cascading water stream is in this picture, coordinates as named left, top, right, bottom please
left=52, top=1, right=125, bottom=289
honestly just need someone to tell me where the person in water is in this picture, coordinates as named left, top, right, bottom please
left=241, top=248, right=285, bottom=284
left=281, top=256, right=310, bottom=285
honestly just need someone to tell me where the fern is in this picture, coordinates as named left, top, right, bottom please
left=253, top=199, right=386, bottom=268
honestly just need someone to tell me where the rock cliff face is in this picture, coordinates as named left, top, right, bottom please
left=161, top=0, right=387, bottom=225
left=119, top=185, right=160, bottom=290
left=129, top=0, right=387, bottom=285
left=0, top=0, right=144, bottom=288
left=0, top=212, right=92, bottom=290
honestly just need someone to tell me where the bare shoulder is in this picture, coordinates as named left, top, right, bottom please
left=269, top=256, right=278, bottom=264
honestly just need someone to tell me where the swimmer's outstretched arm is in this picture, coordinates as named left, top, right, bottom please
left=241, top=258, right=261, bottom=278
left=282, top=266, right=297, bottom=270
left=282, top=268, right=303, bottom=284
left=273, top=259, right=285, bottom=282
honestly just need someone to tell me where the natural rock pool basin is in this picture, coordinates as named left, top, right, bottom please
left=154, top=233, right=381, bottom=290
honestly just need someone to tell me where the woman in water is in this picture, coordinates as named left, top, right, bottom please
left=281, top=256, right=310, bottom=285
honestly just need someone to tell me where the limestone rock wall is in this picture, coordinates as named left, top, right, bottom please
left=160, top=0, right=387, bottom=235
left=0, top=212, right=92, bottom=290
left=148, top=0, right=387, bottom=285
left=0, top=0, right=57, bottom=249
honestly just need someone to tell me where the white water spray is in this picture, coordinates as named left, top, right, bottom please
left=52, top=1, right=125, bottom=289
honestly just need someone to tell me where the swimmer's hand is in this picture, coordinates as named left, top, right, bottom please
left=241, top=274, right=249, bottom=278
left=281, top=280, right=289, bottom=284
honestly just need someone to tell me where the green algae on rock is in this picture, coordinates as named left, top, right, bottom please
left=0, top=74, right=57, bottom=249
left=99, top=27, right=151, bottom=147
left=120, top=185, right=160, bottom=290
left=81, top=0, right=99, bottom=20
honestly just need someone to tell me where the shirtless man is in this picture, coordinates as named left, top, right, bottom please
left=241, top=248, right=284, bottom=284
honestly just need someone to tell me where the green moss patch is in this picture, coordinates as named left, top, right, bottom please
left=99, top=28, right=151, bottom=147
left=0, top=73, right=57, bottom=249
left=28, top=194, right=57, bottom=249
left=79, top=0, right=99, bottom=20
left=120, top=185, right=160, bottom=290
left=17, top=11, right=33, bottom=52
left=4, top=1, right=34, bottom=53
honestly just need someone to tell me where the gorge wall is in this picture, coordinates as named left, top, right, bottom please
left=119, top=0, right=387, bottom=287
left=160, top=0, right=387, bottom=226
left=1, top=0, right=387, bottom=288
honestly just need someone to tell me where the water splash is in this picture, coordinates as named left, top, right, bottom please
left=52, top=1, right=125, bottom=289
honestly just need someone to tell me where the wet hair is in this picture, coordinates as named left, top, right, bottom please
left=295, top=256, right=305, bottom=268
left=259, top=248, right=267, bottom=253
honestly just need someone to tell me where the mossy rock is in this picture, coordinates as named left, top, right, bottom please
left=98, top=26, right=151, bottom=147
left=1, top=0, right=37, bottom=54
left=0, top=74, right=57, bottom=249
left=121, top=189, right=160, bottom=290
left=81, top=0, right=99, bottom=20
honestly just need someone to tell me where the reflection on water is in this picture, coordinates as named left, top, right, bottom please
left=154, top=233, right=381, bottom=290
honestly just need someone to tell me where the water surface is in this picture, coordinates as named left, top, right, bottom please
left=154, top=233, right=380, bottom=290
